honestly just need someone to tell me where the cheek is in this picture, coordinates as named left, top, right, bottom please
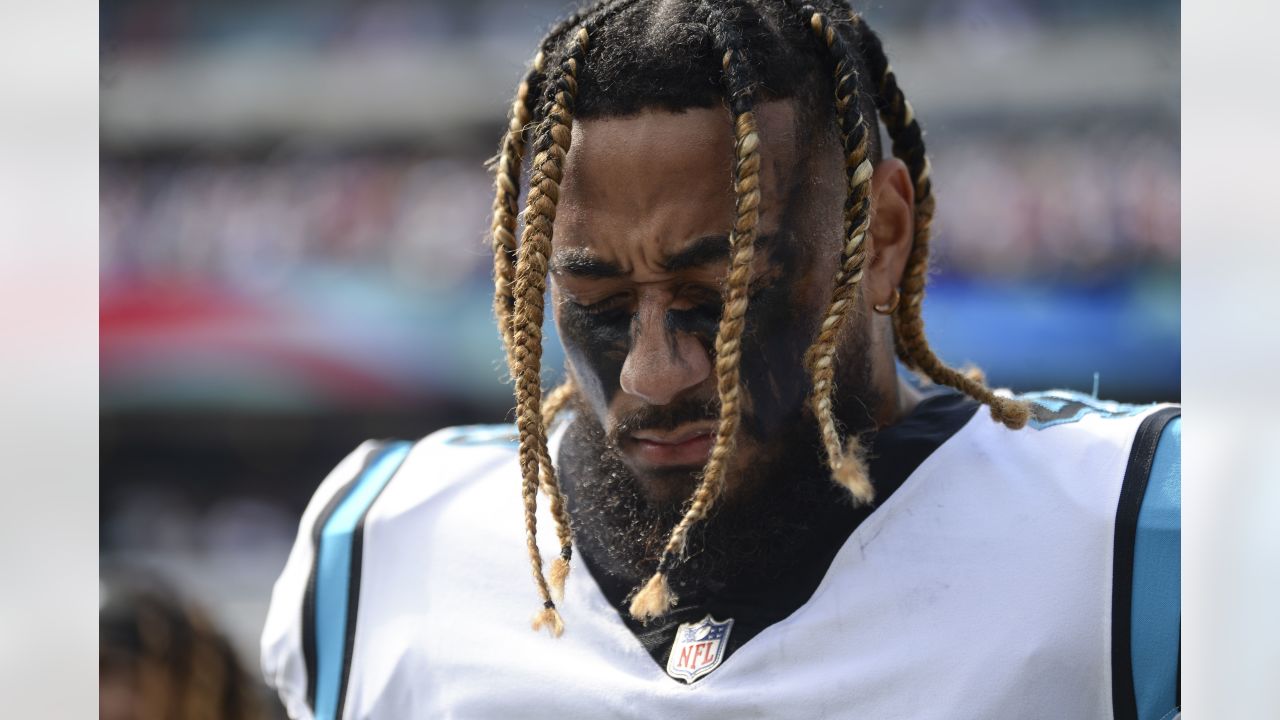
left=556, top=302, right=629, bottom=417
left=665, top=305, right=719, bottom=348
left=737, top=285, right=820, bottom=437
left=734, top=239, right=831, bottom=437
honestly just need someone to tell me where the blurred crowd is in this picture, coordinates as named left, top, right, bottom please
left=102, top=0, right=1178, bottom=53
left=101, top=156, right=494, bottom=295
left=934, top=131, right=1178, bottom=279
left=101, top=131, right=1178, bottom=297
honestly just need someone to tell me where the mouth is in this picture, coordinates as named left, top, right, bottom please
left=624, top=421, right=718, bottom=468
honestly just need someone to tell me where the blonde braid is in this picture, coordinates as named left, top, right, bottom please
left=135, top=604, right=173, bottom=720
left=791, top=4, right=877, bottom=505
left=494, top=58, right=581, bottom=605
left=103, top=585, right=265, bottom=720
left=180, top=608, right=229, bottom=720
left=629, top=9, right=762, bottom=621
left=511, top=27, right=589, bottom=636
left=491, top=61, right=538, bottom=368
left=541, top=379, right=578, bottom=428
left=853, top=21, right=1031, bottom=429
left=539, top=379, right=578, bottom=599
left=497, top=0, right=643, bottom=634
left=492, top=7, right=602, bottom=365
left=491, top=41, right=583, bottom=604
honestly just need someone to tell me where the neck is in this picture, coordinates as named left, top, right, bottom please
left=880, top=375, right=923, bottom=427
left=854, top=321, right=921, bottom=428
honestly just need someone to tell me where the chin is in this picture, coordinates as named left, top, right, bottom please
left=626, top=445, right=765, bottom=509
left=629, top=464, right=703, bottom=507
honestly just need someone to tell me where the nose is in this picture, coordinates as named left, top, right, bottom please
left=619, top=301, right=712, bottom=406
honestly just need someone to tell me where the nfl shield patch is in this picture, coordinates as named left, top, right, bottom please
left=665, top=615, right=734, bottom=682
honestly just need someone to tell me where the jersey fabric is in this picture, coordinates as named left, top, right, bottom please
left=261, top=390, right=1180, bottom=720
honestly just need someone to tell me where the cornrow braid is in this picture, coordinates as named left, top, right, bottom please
left=495, top=7, right=638, bottom=614
left=511, top=26, right=591, bottom=636
left=788, top=0, right=877, bottom=506
left=103, top=583, right=263, bottom=720
left=498, top=0, right=653, bottom=635
left=628, top=0, right=764, bottom=623
left=490, top=64, right=534, bottom=367
left=539, top=377, right=578, bottom=599
left=181, top=608, right=229, bottom=720
left=492, top=7, right=601, bottom=368
left=850, top=20, right=1031, bottom=429
left=135, top=603, right=174, bottom=720
left=493, top=53, right=582, bottom=603
left=541, top=379, right=578, bottom=429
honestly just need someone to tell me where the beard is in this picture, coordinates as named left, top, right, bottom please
left=557, top=362, right=879, bottom=603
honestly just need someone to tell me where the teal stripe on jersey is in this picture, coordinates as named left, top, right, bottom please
left=1132, top=417, right=1180, bottom=720
left=314, top=441, right=413, bottom=720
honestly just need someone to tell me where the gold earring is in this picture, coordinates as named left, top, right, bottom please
left=873, top=288, right=900, bottom=315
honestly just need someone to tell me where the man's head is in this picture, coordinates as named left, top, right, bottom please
left=489, top=0, right=1032, bottom=633
left=554, top=101, right=878, bottom=502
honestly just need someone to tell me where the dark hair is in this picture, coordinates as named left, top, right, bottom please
left=100, top=574, right=265, bottom=719
left=488, top=0, right=1033, bottom=633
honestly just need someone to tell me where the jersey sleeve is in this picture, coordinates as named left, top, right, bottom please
left=260, top=425, right=517, bottom=719
left=1130, top=415, right=1181, bottom=720
left=259, top=441, right=386, bottom=720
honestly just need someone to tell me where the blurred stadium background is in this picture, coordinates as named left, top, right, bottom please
left=99, top=0, right=1178, bottom=709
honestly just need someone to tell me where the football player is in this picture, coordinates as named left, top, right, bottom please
left=263, top=1, right=1180, bottom=718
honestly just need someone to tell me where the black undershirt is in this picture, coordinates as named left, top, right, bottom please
left=574, top=390, right=980, bottom=681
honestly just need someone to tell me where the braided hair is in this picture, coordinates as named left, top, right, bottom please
left=489, top=0, right=1032, bottom=631
left=100, top=576, right=265, bottom=719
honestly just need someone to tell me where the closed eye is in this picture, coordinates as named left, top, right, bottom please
left=569, top=293, right=631, bottom=320
left=564, top=275, right=775, bottom=322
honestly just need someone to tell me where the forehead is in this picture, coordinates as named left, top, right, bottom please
left=555, top=102, right=805, bottom=269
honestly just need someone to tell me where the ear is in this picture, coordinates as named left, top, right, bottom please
left=863, top=157, right=914, bottom=311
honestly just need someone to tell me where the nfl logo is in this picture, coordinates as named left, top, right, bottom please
left=665, top=615, right=734, bottom=683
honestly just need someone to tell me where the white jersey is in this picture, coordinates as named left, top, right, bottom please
left=262, top=390, right=1180, bottom=720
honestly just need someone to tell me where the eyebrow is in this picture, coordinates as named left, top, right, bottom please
left=662, top=235, right=733, bottom=272
left=550, top=233, right=779, bottom=279
left=550, top=247, right=626, bottom=279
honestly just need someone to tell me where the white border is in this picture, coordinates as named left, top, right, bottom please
left=0, top=1, right=100, bottom=717
left=1182, top=0, right=1280, bottom=715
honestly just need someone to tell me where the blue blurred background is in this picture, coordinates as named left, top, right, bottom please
left=99, top=0, right=1178, bottom=700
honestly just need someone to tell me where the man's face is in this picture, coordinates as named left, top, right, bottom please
left=552, top=101, right=857, bottom=506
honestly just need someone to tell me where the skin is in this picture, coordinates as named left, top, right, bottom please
left=552, top=99, right=921, bottom=507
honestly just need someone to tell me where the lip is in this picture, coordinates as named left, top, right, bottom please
left=625, top=422, right=718, bottom=468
